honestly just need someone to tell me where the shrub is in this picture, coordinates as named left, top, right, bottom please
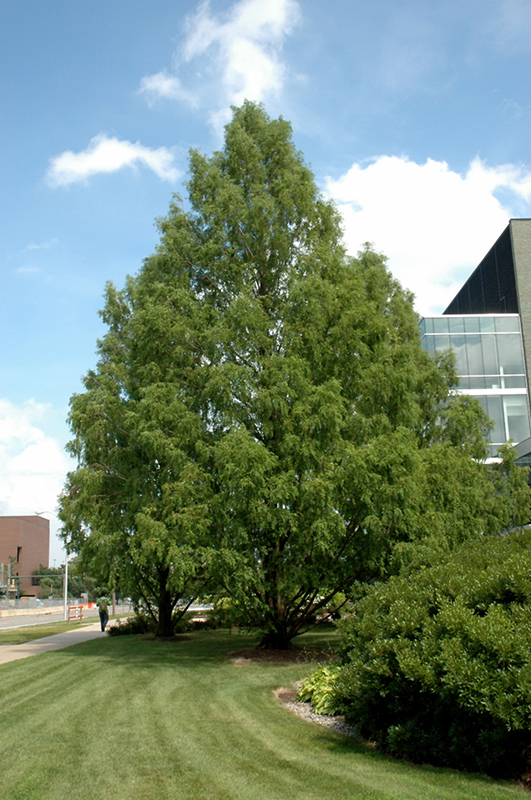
left=333, top=531, right=531, bottom=779
left=108, top=612, right=156, bottom=636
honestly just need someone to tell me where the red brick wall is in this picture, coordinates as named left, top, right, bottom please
left=0, top=516, right=50, bottom=596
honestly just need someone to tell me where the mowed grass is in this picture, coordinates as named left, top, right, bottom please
left=0, top=629, right=527, bottom=800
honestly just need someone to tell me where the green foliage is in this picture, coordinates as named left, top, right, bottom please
left=296, top=664, right=343, bottom=715
left=333, top=530, right=531, bottom=778
left=107, top=612, right=156, bottom=636
left=172, top=610, right=220, bottom=633
left=108, top=608, right=220, bottom=636
left=210, top=597, right=253, bottom=628
left=32, top=559, right=103, bottom=601
left=59, top=101, right=530, bottom=648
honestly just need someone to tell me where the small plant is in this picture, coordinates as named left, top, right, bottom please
left=296, top=664, right=342, bottom=716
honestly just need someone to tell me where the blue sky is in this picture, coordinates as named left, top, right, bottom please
left=3, top=0, right=531, bottom=564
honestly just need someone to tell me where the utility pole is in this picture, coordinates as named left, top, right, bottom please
left=63, top=553, right=69, bottom=621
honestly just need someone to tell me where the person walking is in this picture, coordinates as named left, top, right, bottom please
left=97, top=596, right=109, bottom=632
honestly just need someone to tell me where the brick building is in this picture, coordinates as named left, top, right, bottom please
left=0, top=516, right=50, bottom=597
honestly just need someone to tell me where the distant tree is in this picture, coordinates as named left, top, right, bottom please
left=31, top=558, right=101, bottom=601
left=59, top=102, right=530, bottom=646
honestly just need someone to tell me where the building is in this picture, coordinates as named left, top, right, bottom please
left=421, top=219, right=531, bottom=462
left=0, top=516, right=50, bottom=597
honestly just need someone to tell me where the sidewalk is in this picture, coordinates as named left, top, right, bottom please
left=0, top=622, right=108, bottom=666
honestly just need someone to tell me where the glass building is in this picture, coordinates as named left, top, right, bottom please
left=420, top=314, right=531, bottom=458
left=420, top=219, right=531, bottom=462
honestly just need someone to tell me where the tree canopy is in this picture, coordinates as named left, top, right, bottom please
left=59, top=102, right=530, bottom=644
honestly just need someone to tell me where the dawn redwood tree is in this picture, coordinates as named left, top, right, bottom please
left=58, top=278, right=214, bottom=637
left=59, top=102, right=530, bottom=646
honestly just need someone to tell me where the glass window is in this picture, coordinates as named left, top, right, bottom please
left=433, top=318, right=449, bottom=334
left=487, top=377, right=502, bottom=389
left=504, top=396, right=531, bottom=443
left=466, top=335, right=484, bottom=375
left=495, top=316, right=520, bottom=333
left=480, top=317, right=495, bottom=333
left=468, top=377, right=486, bottom=389
left=464, top=317, right=480, bottom=333
left=483, top=396, right=505, bottom=444
left=448, top=317, right=465, bottom=333
left=503, top=376, right=527, bottom=389
left=424, top=337, right=436, bottom=355
left=433, top=334, right=450, bottom=353
left=422, top=318, right=434, bottom=334
left=451, top=336, right=468, bottom=374
left=497, top=334, right=525, bottom=375
left=481, top=334, right=498, bottom=375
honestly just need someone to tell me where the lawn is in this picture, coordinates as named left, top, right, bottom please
left=0, top=628, right=527, bottom=800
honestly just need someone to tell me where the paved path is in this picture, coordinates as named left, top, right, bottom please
left=0, top=622, right=108, bottom=666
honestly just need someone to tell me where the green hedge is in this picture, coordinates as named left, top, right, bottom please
left=332, top=532, right=531, bottom=778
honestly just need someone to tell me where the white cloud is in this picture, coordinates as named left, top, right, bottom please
left=139, top=0, right=301, bottom=131
left=326, top=155, right=531, bottom=315
left=0, top=399, right=72, bottom=519
left=26, top=238, right=58, bottom=251
left=47, top=134, right=180, bottom=187
left=16, top=266, right=42, bottom=275
left=491, top=0, right=531, bottom=52
left=138, top=71, right=197, bottom=106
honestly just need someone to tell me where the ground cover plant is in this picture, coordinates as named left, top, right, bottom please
left=301, top=531, right=531, bottom=781
left=0, top=628, right=527, bottom=800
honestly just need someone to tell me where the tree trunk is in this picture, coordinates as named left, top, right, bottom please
left=258, top=628, right=294, bottom=650
left=156, top=586, right=174, bottom=638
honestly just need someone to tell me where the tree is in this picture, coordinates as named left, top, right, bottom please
left=59, top=102, right=529, bottom=646
left=59, top=268, right=213, bottom=636
left=31, top=558, right=103, bottom=601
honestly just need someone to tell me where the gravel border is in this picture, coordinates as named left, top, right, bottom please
left=275, top=681, right=358, bottom=737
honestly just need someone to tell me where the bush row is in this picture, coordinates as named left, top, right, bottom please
left=108, top=609, right=223, bottom=637
left=299, top=531, right=531, bottom=779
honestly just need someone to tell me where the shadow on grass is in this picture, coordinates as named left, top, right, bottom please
left=57, top=625, right=340, bottom=669
left=317, top=723, right=522, bottom=795
left=56, top=630, right=265, bottom=668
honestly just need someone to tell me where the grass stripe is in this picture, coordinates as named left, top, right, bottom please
left=0, top=631, right=526, bottom=800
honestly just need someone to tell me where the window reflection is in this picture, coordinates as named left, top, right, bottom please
left=420, top=315, right=530, bottom=449
left=481, top=335, right=498, bottom=375
left=497, top=334, right=524, bottom=374
left=505, top=396, right=531, bottom=443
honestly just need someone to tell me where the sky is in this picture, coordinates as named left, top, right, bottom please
left=3, top=0, right=531, bottom=565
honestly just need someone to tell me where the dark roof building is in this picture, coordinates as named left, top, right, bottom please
left=421, top=219, right=531, bottom=462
